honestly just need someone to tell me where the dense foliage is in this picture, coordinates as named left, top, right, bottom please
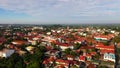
left=0, top=46, right=46, bottom=68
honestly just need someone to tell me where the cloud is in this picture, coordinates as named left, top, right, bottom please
left=0, top=0, right=120, bottom=17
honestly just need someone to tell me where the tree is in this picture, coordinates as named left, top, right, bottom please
left=112, top=36, right=120, bottom=43
left=64, top=48, right=71, bottom=54
left=74, top=43, right=81, bottom=50
left=93, top=54, right=100, bottom=60
left=70, top=51, right=78, bottom=57
left=97, top=65, right=108, bottom=68
left=86, top=49, right=90, bottom=53
left=7, top=53, right=25, bottom=68
left=104, top=31, right=109, bottom=35
left=38, top=46, right=46, bottom=52
left=0, top=45, right=5, bottom=50
left=26, top=61, right=40, bottom=68
left=117, top=48, right=120, bottom=54
left=71, top=65, right=78, bottom=68
left=0, top=58, right=7, bottom=68
left=103, top=41, right=109, bottom=46
left=23, top=53, right=31, bottom=63
left=52, top=44, right=57, bottom=49
left=14, top=60, right=24, bottom=68
left=23, top=46, right=46, bottom=68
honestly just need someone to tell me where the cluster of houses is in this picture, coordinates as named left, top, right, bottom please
left=0, top=25, right=119, bottom=68
left=41, top=26, right=118, bottom=68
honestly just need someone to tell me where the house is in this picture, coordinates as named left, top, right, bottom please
left=45, top=50, right=60, bottom=57
left=33, top=35, right=41, bottom=41
left=79, top=55, right=86, bottom=62
left=94, top=35, right=111, bottom=41
left=95, top=45, right=114, bottom=51
left=43, top=56, right=56, bottom=67
left=25, top=46, right=35, bottom=53
left=87, top=63, right=96, bottom=68
left=86, top=53, right=92, bottom=61
left=79, top=46, right=94, bottom=54
left=55, top=64, right=64, bottom=68
left=28, top=40, right=37, bottom=45
left=16, top=50, right=26, bottom=56
left=0, top=37, right=6, bottom=45
left=95, top=43, right=114, bottom=51
left=103, top=52, right=115, bottom=62
left=56, top=59, right=73, bottom=68
left=12, top=40, right=27, bottom=46
left=66, top=55, right=74, bottom=60
left=4, top=44, right=15, bottom=49
left=74, top=39, right=83, bottom=44
left=0, top=48, right=15, bottom=58
left=57, top=43, right=73, bottom=51
left=45, top=46, right=52, bottom=51
left=42, top=59, right=49, bottom=67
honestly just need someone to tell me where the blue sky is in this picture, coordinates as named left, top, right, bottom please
left=0, top=0, right=120, bottom=24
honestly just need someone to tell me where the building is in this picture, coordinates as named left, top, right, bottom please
left=57, top=43, right=73, bottom=51
left=0, top=49, right=15, bottom=58
left=103, top=53, right=115, bottom=62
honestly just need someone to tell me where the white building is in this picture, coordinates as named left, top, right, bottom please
left=26, top=46, right=35, bottom=52
left=57, top=44, right=73, bottom=51
left=0, top=49, right=15, bottom=58
left=104, top=53, right=115, bottom=62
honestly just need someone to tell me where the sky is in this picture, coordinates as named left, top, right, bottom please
left=0, top=0, right=120, bottom=24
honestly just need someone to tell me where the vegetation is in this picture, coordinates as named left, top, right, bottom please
left=0, top=46, right=46, bottom=68
left=112, top=36, right=120, bottom=43
left=64, top=48, right=78, bottom=57
left=97, top=65, right=108, bottom=68
left=71, top=65, right=78, bottom=68
left=74, top=43, right=81, bottom=50
left=0, top=24, right=120, bottom=68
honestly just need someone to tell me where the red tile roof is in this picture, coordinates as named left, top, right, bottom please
left=79, top=55, right=86, bottom=61
left=66, top=55, right=74, bottom=58
left=56, top=64, right=64, bottom=68
left=46, top=46, right=52, bottom=51
left=90, top=52, right=96, bottom=55
left=43, top=56, right=55, bottom=64
left=42, top=59, right=48, bottom=64
left=80, top=46, right=94, bottom=49
left=100, top=49, right=114, bottom=54
left=96, top=45, right=114, bottom=50
left=56, top=42, right=71, bottom=47
left=86, top=53, right=92, bottom=57
left=56, top=59, right=73, bottom=65
left=12, top=40, right=27, bottom=45
left=88, top=64, right=95, bottom=68
left=96, top=43, right=105, bottom=46
left=94, top=35, right=111, bottom=40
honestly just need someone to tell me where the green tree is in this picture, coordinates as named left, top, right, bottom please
left=7, top=53, right=25, bottom=68
left=0, top=58, right=7, bottom=68
left=70, top=51, right=78, bottom=57
left=71, top=65, right=78, bottom=68
left=93, top=54, right=100, bottom=60
left=0, top=45, right=5, bottom=50
left=97, top=65, right=108, bottom=68
left=112, top=36, right=120, bottom=43
left=26, top=61, right=40, bottom=68
left=74, top=43, right=81, bottom=50
left=38, top=46, right=46, bottom=52
left=64, top=48, right=71, bottom=54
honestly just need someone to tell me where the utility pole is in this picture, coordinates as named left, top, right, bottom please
left=114, top=42, right=118, bottom=68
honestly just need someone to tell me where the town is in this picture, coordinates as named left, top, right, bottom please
left=0, top=24, right=120, bottom=68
